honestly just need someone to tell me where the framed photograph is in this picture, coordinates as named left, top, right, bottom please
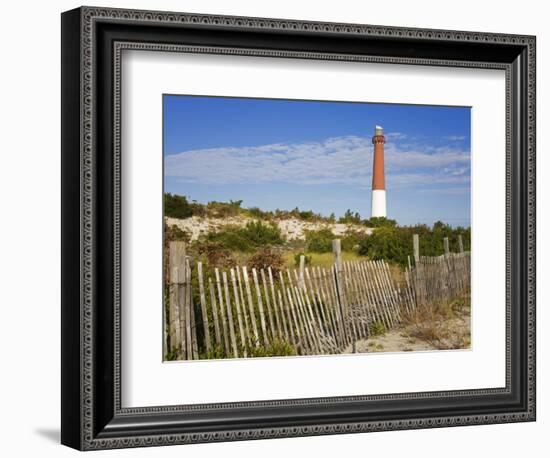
left=61, top=6, right=536, bottom=450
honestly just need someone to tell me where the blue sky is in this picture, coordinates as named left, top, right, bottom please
left=163, top=95, right=471, bottom=227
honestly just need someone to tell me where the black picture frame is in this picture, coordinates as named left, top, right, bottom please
left=61, top=6, right=536, bottom=450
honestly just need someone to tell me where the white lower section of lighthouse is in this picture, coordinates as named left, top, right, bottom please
left=371, top=189, right=387, bottom=218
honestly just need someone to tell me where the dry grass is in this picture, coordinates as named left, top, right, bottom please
left=403, top=291, right=471, bottom=350
left=281, top=251, right=367, bottom=269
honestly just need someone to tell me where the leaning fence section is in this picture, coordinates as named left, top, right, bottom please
left=403, top=235, right=471, bottom=311
left=166, top=234, right=471, bottom=360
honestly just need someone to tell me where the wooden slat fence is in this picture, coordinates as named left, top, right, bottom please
left=166, top=234, right=471, bottom=360
left=404, top=253, right=471, bottom=310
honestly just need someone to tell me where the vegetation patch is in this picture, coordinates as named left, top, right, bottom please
left=358, top=222, right=470, bottom=267
left=293, top=252, right=312, bottom=267
left=247, top=247, right=285, bottom=278
left=404, top=291, right=471, bottom=350
left=204, top=221, right=284, bottom=252
left=305, top=228, right=335, bottom=253
left=369, top=320, right=387, bottom=337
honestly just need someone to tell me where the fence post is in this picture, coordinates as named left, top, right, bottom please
left=413, top=234, right=420, bottom=264
left=443, top=237, right=450, bottom=256
left=412, top=234, right=424, bottom=307
left=168, top=241, right=186, bottom=358
left=458, top=234, right=464, bottom=253
left=332, top=239, right=343, bottom=270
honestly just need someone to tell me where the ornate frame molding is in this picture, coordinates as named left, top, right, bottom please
left=61, top=6, right=536, bottom=450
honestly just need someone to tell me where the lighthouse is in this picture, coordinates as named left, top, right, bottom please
left=371, top=125, right=387, bottom=218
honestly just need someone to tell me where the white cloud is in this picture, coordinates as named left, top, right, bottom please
left=165, top=135, right=470, bottom=189
left=385, top=132, right=408, bottom=140
left=418, top=187, right=471, bottom=195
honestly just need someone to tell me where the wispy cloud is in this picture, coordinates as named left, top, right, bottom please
left=444, top=135, right=466, bottom=141
left=385, top=132, right=408, bottom=140
left=418, top=187, right=471, bottom=195
left=165, top=135, right=470, bottom=190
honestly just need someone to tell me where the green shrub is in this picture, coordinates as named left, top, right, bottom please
left=298, top=210, right=315, bottom=221
left=358, top=226, right=409, bottom=266
left=341, top=230, right=369, bottom=252
left=164, top=193, right=194, bottom=219
left=205, top=227, right=250, bottom=251
left=363, top=216, right=398, bottom=228
left=369, top=321, right=387, bottom=337
left=205, top=221, right=284, bottom=252
left=305, top=228, right=335, bottom=253
left=241, top=220, right=284, bottom=246
left=338, top=209, right=362, bottom=224
left=246, top=206, right=272, bottom=219
left=272, top=207, right=326, bottom=222
left=205, top=200, right=243, bottom=218
left=248, top=340, right=297, bottom=357
left=358, top=223, right=471, bottom=267
left=201, top=344, right=227, bottom=360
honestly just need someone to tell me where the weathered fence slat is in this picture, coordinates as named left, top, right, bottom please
left=242, top=266, right=260, bottom=348
left=197, top=262, right=211, bottom=354
left=214, top=268, right=230, bottom=354
left=260, top=269, right=276, bottom=340
left=252, top=268, right=269, bottom=347
left=208, top=278, right=222, bottom=349
left=230, top=268, right=247, bottom=357
left=222, top=271, right=238, bottom=358
left=235, top=267, right=251, bottom=348
left=268, top=267, right=283, bottom=340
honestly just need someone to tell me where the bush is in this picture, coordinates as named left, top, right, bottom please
left=357, top=223, right=471, bottom=267
left=341, top=229, right=369, bottom=252
left=241, top=221, right=284, bottom=247
left=358, top=226, right=409, bottom=266
left=248, top=247, right=285, bottom=278
left=369, top=321, right=386, bottom=337
left=246, top=206, right=272, bottom=219
left=197, top=242, right=236, bottom=268
left=305, top=228, right=335, bottom=253
left=205, top=221, right=284, bottom=252
left=205, top=200, right=243, bottom=218
left=248, top=340, right=297, bottom=357
left=339, top=209, right=362, bottom=224
left=164, top=193, right=194, bottom=219
left=363, top=217, right=397, bottom=228
left=205, top=227, right=252, bottom=252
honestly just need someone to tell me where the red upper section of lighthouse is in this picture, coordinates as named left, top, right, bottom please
left=372, top=134, right=386, bottom=190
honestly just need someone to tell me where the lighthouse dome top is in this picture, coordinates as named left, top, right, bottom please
left=375, top=125, right=384, bottom=135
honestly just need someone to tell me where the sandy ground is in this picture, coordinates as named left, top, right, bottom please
left=343, top=304, right=471, bottom=354
left=345, top=330, right=437, bottom=353
left=166, top=216, right=373, bottom=242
